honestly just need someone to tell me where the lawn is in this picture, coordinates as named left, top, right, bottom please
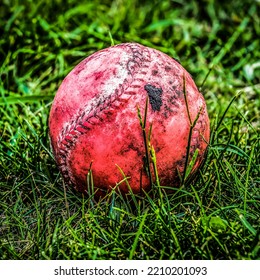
left=0, top=0, right=259, bottom=260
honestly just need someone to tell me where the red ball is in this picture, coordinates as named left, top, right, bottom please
left=49, top=43, right=210, bottom=195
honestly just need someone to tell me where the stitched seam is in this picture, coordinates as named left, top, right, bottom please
left=55, top=44, right=152, bottom=188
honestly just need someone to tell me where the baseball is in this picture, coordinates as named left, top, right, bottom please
left=49, top=43, right=210, bottom=195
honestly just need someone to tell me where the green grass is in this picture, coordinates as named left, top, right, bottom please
left=0, top=0, right=259, bottom=260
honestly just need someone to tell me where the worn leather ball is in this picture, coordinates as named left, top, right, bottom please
left=49, top=43, right=210, bottom=195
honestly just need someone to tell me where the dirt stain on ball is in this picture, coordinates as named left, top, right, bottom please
left=144, top=84, right=163, bottom=112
